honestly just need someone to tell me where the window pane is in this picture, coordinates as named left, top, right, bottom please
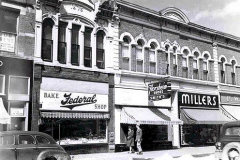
left=203, top=71, right=208, bottom=81
left=9, top=77, right=29, bottom=94
left=193, top=70, right=198, bottom=79
left=182, top=58, right=187, bottom=67
left=71, top=44, right=79, bottom=65
left=36, top=136, right=50, bottom=144
left=59, top=22, right=67, bottom=42
left=221, top=71, right=225, bottom=83
left=182, top=68, right=188, bottom=78
left=149, top=51, right=155, bottom=62
left=225, top=127, right=240, bottom=136
left=150, top=62, right=156, bottom=73
left=1, top=10, right=18, bottom=33
left=84, top=46, right=92, bottom=67
left=97, top=49, right=104, bottom=69
left=136, top=48, right=143, bottom=60
left=122, top=46, right=129, bottom=58
left=193, top=60, right=197, bottom=69
left=58, top=42, right=66, bottom=64
left=0, top=135, right=14, bottom=145
left=72, top=25, right=80, bottom=45
left=173, top=65, right=177, bottom=76
left=0, top=75, right=4, bottom=94
left=203, top=62, right=207, bottom=70
left=173, top=56, right=176, bottom=65
left=42, top=39, right=53, bottom=61
left=232, top=72, right=236, bottom=85
left=137, top=61, right=143, bottom=72
left=122, top=58, right=129, bottom=70
left=97, top=32, right=104, bottom=49
left=19, top=135, right=35, bottom=145
left=84, top=28, right=92, bottom=47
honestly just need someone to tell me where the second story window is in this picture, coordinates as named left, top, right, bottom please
left=58, top=22, right=67, bottom=64
left=0, top=8, right=19, bottom=53
left=220, top=57, right=225, bottom=83
left=231, top=60, right=236, bottom=85
left=182, top=49, right=189, bottom=78
left=42, top=18, right=54, bottom=61
left=96, top=31, right=105, bottom=69
left=149, top=42, right=156, bottom=74
left=203, top=54, right=209, bottom=81
left=84, top=27, right=92, bottom=68
left=173, top=47, right=178, bottom=76
left=122, top=36, right=131, bottom=70
left=136, top=40, right=144, bottom=72
left=71, top=25, right=80, bottom=65
left=193, top=52, right=199, bottom=80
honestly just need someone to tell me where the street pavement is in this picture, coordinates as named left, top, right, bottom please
left=71, top=146, right=216, bottom=160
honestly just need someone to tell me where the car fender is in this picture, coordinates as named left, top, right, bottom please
left=37, top=149, right=71, bottom=160
left=222, top=142, right=240, bottom=160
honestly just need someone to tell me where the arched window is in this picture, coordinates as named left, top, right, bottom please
left=220, top=57, right=226, bottom=83
left=182, top=49, right=189, bottom=78
left=165, top=45, right=170, bottom=74
left=122, top=36, right=131, bottom=70
left=58, top=22, right=67, bottom=64
left=42, top=18, right=54, bottom=61
left=136, top=39, right=144, bottom=72
left=203, top=54, right=209, bottom=81
left=172, top=46, right=178, bottom=76
left=96, top=31, right=105, bottom=69
left=231, top=60, right=236, bottom=85
left=149, top=42, right=157, bottom=74
left=193, top=52, right=199, bottom=79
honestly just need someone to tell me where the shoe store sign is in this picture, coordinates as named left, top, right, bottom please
left=148, top=81, right=171, bottom=101
left=179, top=92, right=218, bottom=108
left=40, top=90, right=108, bottom=112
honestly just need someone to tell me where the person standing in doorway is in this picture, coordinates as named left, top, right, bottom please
left=127, top=126, right=134, bottom=153
left=135, top=124, right=143, bottom=155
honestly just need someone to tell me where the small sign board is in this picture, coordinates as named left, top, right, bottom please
left=11, top=108, right=24, bottom=116
left=148, top=81, right=171, bottom=101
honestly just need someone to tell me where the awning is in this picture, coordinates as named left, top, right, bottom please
left=0, top=98, right=11, bottom=124
left=41, top=112, right=110, bottom=119
left=180, top=108, right=232, bottom=124
left=121, top=107, right=183, bottom=125
left=221, top=105, right=240, bottom=120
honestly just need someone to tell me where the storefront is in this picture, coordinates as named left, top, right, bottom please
left=179, top=92, right=232, bottom=146
left=220, top=93, right=240, bottom=120
left=39, top=77, right=110, bottom=154
left=0, top=56, right=33, bottom=131
left=115, top=80, right=183, bottom=151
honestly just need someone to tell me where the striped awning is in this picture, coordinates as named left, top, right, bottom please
left=41, top=112, right=110, bottom=119
left=180, top=108, right=232, bottom=124
left=121, top=107, right=183, bottom=125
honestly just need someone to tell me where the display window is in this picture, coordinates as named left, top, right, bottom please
left=40, top=119, right=107, bottom=145
left=181, top=124, right=220, bottom=146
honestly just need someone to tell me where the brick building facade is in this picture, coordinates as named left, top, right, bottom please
left=0, top=0, right=35, bottom=131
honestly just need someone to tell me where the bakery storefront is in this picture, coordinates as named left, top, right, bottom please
left=179, top=92, right=232, bottom=146
left=39, top=77, right=110, bottom=153
left=115, top=81, right=183, bottom=151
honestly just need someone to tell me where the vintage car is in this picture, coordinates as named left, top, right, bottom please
left=0, top=131, right=71, bottom=160
left=215, top=121, right=240, bottom=160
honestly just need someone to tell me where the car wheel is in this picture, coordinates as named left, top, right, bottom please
left=222, top=142, right=240, bottom=160
left=37, top=150, right=71, bottom=160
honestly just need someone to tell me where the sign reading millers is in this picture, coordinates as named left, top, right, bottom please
left=148, top=81, right=171, bottom=101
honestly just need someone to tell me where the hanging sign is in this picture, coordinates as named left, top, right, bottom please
left=148, top=81, right=171, bottom=101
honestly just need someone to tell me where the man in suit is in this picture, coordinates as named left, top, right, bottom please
left=135, top=124, right=143, bottom=155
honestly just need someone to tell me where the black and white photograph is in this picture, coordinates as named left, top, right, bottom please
left=0, top=0, right=240, bottom=160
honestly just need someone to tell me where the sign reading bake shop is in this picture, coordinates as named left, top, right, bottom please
left=179, top=92, right=218, bottom=108
left=40, top=90, right=108, bottom=112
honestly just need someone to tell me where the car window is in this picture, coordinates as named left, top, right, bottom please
left=19, top=135, right=35, bottom=145
left=0, top=135, right=15, bottom=145
left=225, top=127, right=240, bottom=136
left=36, top=136, right=50, bottom=144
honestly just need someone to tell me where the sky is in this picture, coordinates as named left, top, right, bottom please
left=124, top=0, right=240, bottom=37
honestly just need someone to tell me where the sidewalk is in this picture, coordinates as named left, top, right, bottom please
left=71, top=146, right=216, bottom=160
